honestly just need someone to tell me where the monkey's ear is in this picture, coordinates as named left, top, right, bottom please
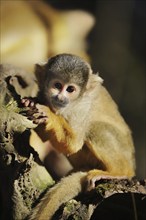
left=93, top=72, right=103, bottom=84
left=86, top=72, right=103, bottom=90
left=34, top=64, right=46, bottom=88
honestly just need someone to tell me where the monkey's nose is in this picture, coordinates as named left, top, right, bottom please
left=57, top=94, right=64, bottom=101
left=54, top=95, right=69, bottom=107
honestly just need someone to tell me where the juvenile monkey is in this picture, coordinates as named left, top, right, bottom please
left=23, top=53, right=135, bottom=219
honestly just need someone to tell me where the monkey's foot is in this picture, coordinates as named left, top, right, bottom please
left=21, top=98, right=48, bottom=124
left=86, top=170, right=127, bottom=191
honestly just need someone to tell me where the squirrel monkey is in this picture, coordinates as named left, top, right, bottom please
left=22, top=53, right=135, bottom=219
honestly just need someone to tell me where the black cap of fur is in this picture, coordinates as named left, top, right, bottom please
left=45, top=53, right=90, bottom=89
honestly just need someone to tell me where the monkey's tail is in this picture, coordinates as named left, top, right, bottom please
left=28, top=171, right=87, bottom=220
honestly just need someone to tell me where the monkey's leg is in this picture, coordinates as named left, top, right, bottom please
left=86, top=122, right=135, bottom=190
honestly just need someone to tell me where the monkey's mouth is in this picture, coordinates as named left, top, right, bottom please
left=51, top=97, right=69, bottom=109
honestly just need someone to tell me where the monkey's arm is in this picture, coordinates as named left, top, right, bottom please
left=34, top=104, right=84, bottom=155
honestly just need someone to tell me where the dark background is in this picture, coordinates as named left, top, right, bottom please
left=46, top=0, right=146, bottom=178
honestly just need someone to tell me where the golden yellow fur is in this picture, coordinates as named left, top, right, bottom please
left=27, top=54, right=135, bottom=219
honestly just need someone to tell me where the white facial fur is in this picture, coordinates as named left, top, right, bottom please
left=46, top=79, right=81, bottom=112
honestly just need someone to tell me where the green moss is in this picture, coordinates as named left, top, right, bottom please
left=96, top=182, right=115, bottom=196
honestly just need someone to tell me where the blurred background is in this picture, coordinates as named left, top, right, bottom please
left=0, top=0, right=145, bottom=178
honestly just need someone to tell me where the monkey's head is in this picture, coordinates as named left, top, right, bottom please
left=35, top=53, right=103, bottom=112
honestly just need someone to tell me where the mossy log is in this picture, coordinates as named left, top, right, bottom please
left=0, top=65, right=54, bottom=219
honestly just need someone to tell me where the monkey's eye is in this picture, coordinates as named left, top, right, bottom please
left=66, top=86, right=75, bottom=93
left=54, top=82, right=62, bottom=90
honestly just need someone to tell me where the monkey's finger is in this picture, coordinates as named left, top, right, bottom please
left=32, top=117, right=48, bottom=124
left=35, top=104, right=49, bottom=116
left=21, top=98, right=31, bottom=107
left=20, top=107, right=39, bottom=117
left=21, top=98, right=35, bottom=107
left=27, top=110, right=48, bottom=122
left=32, top=111, right=47, bottom=118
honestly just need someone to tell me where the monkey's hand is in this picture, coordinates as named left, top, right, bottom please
left=21, top=99, right=82, bottom=155
left=21, top=98, right=48, bottom=124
